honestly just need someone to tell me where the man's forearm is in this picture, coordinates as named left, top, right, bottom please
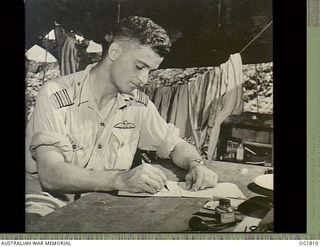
left=170, top=140, right=202, bottom=170
left=38, top=161, right=124, bottom=194
left=36, top=147, right=125, bottom=194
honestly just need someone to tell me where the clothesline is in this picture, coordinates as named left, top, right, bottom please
left=240, top=20, right=273, bottom=54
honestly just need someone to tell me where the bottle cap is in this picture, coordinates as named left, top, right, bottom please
left=219, top=198, right=231, bottom=206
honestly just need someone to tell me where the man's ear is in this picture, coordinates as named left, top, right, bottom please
left=107, top=43, right=122, bottom=61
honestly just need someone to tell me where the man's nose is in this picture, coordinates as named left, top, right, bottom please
left=137, top=70, right=149, bottom=85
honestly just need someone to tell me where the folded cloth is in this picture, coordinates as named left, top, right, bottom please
left=25, top=192, right=67, bottom=217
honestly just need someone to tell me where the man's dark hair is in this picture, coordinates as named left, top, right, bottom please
left=112, top=16, right=171, bottom=57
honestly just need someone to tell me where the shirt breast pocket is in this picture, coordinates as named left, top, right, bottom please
left=106, top=128, right=139, bottom=170
left=70, top=131, right=94, bottom=168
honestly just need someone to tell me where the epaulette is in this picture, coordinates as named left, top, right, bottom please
left=134, top=90, right=149, bottom=106
left=49, top=88, right=74, bottom=109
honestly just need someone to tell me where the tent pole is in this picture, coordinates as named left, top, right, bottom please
left=218, top=0, right=222, bottom=27
left=42, top=40, right=48, bottom=84
left=117, top=2, right=121, bottom=23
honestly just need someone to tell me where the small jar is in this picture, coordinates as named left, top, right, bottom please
left=236, top=144, right=244, bottom=161
left=215, top=198, right=235, bottom=223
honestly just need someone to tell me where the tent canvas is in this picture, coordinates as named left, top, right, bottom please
left=44, top=29, right=55, bottom=40
left=45, top=29, right=84, bottom=42
left=25, top=45, right=57, bottom=63
left=86, top=40, right=102, bottom=53
left=75, top=34, right=84, bottom=42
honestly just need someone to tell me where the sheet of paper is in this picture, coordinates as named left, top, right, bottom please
left=177, top=182, right=246, bottom=199
left=117, top=181, right=181, bottom=197
left=118, top=181, right=246, bottom=199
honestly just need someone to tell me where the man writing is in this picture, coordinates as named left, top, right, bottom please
left=25, top=16, right=218, bottom=220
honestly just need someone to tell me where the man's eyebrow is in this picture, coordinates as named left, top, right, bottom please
left=137, top=59, right=159, bottom=71
left=136, top=60, right=150, bottom=68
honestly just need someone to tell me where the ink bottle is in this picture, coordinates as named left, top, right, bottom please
left=215, top=198, right=235, bottom=223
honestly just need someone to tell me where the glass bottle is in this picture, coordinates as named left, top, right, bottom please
left=236, top=144, right=244, bottom=161
left=215, top=198, right=235, bottom=223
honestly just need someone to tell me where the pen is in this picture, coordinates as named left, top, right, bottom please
left=141, top=152, right=169, bottom=191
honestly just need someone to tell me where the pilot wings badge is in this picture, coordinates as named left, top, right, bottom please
left=114, top=120, right=136, bottom=129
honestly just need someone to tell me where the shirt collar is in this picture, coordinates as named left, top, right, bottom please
left=76, top=63, right=97, bottom=107
left=76, top=64, right=136, bottom=110
left=116, top=91, right=136, bottom=109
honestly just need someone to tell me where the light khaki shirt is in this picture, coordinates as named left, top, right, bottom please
left=26, top=63, right=183, bottom=177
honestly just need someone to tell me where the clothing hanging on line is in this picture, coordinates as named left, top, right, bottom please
left=188, top=68, right=220, bottom=150
left=153, top=86, right=175, bottom=122
left=60, top=36, right=77, bottom=75
left=168, top=84, right=192, bottom=138
left=54, top=26, right=67, bottom=57
left=141, top=53, right=243, bottom=158
left=142, top=84, right=190, bottom=137
left=141, top=86, right=157, bottom=102
left=54, top=26, right=80, bottom=76
left=186, top=53, right=243, bottom=157
left=207, top=53, right=243, bottom=160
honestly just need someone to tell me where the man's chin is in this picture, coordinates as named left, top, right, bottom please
left=129, top=82, right=139, bottom=89
left=120, top=87, right=136, bottom=96
left=128, top=88, right=137, bottom=96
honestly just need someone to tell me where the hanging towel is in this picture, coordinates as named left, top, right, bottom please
left=207, top=53, right=243, bottom=160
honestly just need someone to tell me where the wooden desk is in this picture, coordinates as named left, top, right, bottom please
left=26, top=161, right=269, bottom=232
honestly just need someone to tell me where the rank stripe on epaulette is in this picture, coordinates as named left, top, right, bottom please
left=141, top=92, right=148, bottom=105
left=135, top=91, right=148, bottom=106
left=62, top=89, right=72, bottom=104
left=51, top=89, right=74, bottom=108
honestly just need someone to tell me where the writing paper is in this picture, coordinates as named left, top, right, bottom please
left=118, top=181, right=246, bottom=199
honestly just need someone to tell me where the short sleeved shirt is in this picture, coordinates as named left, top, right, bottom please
left=25, top=64, right=183, bottom=195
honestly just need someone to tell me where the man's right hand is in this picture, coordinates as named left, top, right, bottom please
left=117, top=164, right=167, bottom=194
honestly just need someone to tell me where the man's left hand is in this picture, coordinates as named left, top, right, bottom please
left=185, top=161, right=218, bottom=191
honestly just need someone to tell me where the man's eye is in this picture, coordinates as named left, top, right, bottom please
left=136, top=65, right=143, bottom=70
